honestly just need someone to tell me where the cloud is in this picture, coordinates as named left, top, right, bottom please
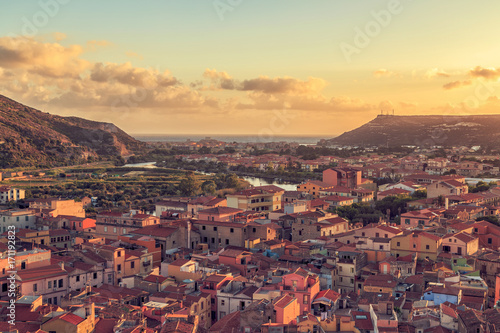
left=90, top=62, right=178, bottom=88
left=442, top=80, right=472, bottom=90
left=425, top=68, right=450, bottom=78
left=0, top=36, right=89, bottom=78
left=373, top=69, right=396, bottom=78
left=201, top=69, right=328, bottom=95
left=469, top=66, right=500, bottom=80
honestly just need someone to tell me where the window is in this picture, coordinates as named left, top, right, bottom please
left=339, top=266, right=342, bottom=272
left=379, top=245, right=384, bottom=250
left=253, top=228, right=256, bottom=233
left=213, top=227, right=217, bottom=231
left=425, top=245, right=430, bottom=250
left=58, top=279, right=63, bottom=288
left=104, top=226, right=108, bottom=232
left=376, top=233, right=379, bottom=238
left=113, top=227, right=117, bottom=233
left=221, top=300, right=225, bottom=306
left=34, top=283, right=38, bottom=292
left=202, top=226, right=206, bottom=230
left=117, top=251, right=121, bottom=257
left=93, top=272, right=98, bottom=279
left=405, top=219, right=410, bottom=225
left=397, top=242, right=400, bottom=246
left=131, top=261, right=135, bottom=269
left=2, top=283, right=8, bottom=292
left=488, top=238, right=492, bottom=244
left=225, top=239, right=229, bottom=245
left=413, top=244, right=416, bottom=249
left=76, top=276, right=80, bottom=282
left=350, top=268, right=354, bottom=273
left=117, top=264, right=121, bottom=272
left=230, top=228, right=234, bottom=233
left=304, top=295, right=309, bottom=304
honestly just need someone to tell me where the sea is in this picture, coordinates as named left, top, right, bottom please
left=132, top=134, right=332, bottom=144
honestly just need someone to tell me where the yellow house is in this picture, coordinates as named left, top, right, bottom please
left=390, top=230, right=442, bottom=261
left=42, top=303, right=95, bottom=333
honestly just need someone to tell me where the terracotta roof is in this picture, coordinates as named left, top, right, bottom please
left=273, top=294, right=296, bottom=308
left=44, top=312, right=84, bottom=326
left=208, top=311, right=240, bottom=332
left=16, top=264, right=67, bottom=282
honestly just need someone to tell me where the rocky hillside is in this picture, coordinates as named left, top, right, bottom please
left=320, top=114, right=500, bottom=148
left=0, top=94, right=145, bottom=168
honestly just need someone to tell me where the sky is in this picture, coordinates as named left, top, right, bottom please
left=1, top=0, right=500, bottom=137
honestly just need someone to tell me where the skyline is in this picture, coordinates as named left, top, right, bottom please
left=1, top=1, right=500, bottom=136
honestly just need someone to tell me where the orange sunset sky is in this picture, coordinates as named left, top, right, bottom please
left=1, top=1, right=500, bottom=136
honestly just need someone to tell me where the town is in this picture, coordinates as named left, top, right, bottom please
left=1, top=142, right=500, bottom=333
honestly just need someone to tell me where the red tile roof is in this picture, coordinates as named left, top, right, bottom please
left=44, top=312, right=85, bottom=326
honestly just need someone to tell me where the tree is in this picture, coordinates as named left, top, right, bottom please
left=201, top=180, right=217, bottom=195
left=178, top=172, right=201, bottom=196
left=476, top=215, right=499, bottom=225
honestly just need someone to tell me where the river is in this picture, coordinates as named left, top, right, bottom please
left=121, top=162, right=300, bottom=191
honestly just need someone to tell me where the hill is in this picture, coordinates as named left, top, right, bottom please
left=0, top=94, right=145, bottom=168
left=320, top=114, right=500, bottom=148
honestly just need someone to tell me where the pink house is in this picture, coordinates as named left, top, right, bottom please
left=279, top=268, right=320, bottom=314
left=400, top=209, right=442, bottom=229
left=217, top=248, right=255, bottom=277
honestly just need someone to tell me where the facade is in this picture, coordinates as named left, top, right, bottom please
left=390, top=230, right=442, bottom=261
left=95, top=211, right=159, bottom=239
left=227, top=185, right=284, bottom=212
left=0, top=209, right=36, bottom=232
left=0, top=186, right=25, bottom=204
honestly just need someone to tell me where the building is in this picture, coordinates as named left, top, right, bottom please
left=28, top=198, right=85, bottom=217
left=0, top=209, right=36, bottom=232
left=323, top=168, right=362, bottom=188
left=95, top=211, right=159, bottom=239
left=0, top=186, right=25, bottom=204
left=427, top=180, right=469, bottom=198
left=227, top=185, right=284, bottom=212
left=390, top=230, right=442, bottom=261
left=15, top=263, right=69, bottom=305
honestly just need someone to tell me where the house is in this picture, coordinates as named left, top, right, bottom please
left=0, top=186, right=25, bottom=204
left=323, top=168, right=362, bottom=188
left=272, top=293, right=300, bottom=324
left=15, top=263, right=69, bottom=306
left=422, top=284, right=461, bottom=305
left=197, top=206, right=244, bottom=222
left=49, top=229, right=72, bottom=249
left=200, top=274, right=234, bottom=323
left=95, top=210, right=159, bottom=239
left=28, top=198, right=85, bottom=218
left=379, top=253, right=417, bottom=277
left=193, top=220, right=248, bottom=250
left=363, top=274, right=398, bottom=294
left=41, top=303, right=96, bottom=333
left=321, top=195, right=356, bottom=208
left=291, top=216, right=350, bottom=242
left=0, top=209, right=37, bottom=232
left=311, top=289, right=341, bottom=317
left=218, top=248, right=255, bottom=277
left=441, top=232, right=479, bottom=256
left=226, top=185, right=284, bottom=212
left=161, top=259, right=203, bottom=282
left=335, top=246, right=367, bottom=294
left=297, top=180, right=336, bottom=198
left=390, top=230, right=442, bottom=261
left=279, top=268, right=321, bottom=314
left=427, top=180, right=468, bottom=198
left=217, top=280, right=258, bottom=320
left=400, top=209, right=442, bottom=229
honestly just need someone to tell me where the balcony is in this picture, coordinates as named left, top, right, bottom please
left=143, top=261, right=151, bottom=267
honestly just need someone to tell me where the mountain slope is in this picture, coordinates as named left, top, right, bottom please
left=0, top=94, right=145, bottom=168
left=320, top=114, right=500, bottom=148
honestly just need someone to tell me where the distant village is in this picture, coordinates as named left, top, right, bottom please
left=2, top=141, right=500, bottom=333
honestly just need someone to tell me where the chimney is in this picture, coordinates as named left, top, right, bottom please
left=445, top=198, right=449, bottom=210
